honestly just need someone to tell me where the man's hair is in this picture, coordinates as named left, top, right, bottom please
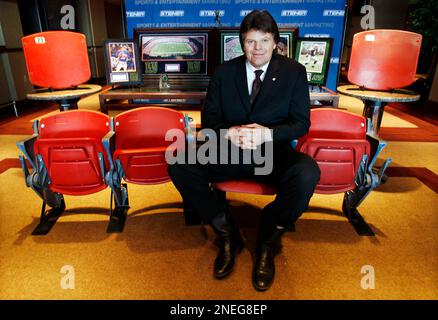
left=239, top=10, right=280, bottom=48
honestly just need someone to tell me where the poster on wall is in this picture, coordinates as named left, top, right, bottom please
left=103, top=39, right=142, bottom=85
left=123, top=0, right=347, bottom=90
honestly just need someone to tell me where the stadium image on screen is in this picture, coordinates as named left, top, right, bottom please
left=141, top=35, right=205, bottom=61
left=223, top=35, right=243, bottom=62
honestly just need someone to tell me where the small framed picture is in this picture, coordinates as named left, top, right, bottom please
left=276, top=30, right=297, bottom=58
left=103, top=39, right=142, bottom=85
left=295, top=38, right=333, bottom=86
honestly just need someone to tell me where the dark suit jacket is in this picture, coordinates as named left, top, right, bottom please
left=202, top=53, right=311, bottom=144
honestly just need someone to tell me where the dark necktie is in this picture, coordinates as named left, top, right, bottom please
left=250, top=69, right=263, bottom=105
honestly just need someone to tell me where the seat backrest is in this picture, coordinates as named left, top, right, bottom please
left=114, top=107, right=186, bottom=184
left=298, top=108, right=370, bottom=194
left=297, top=108, right=367, bottom=145
left=34, top=110, right=111, bottom=195
left=348, top=29, right=422, bottom=90
left=22, top=31, right=91, bottom=89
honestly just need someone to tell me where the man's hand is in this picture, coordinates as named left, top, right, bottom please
left=225, top=124, right=272, bottom=150
left=224, top=126, right=242, bottom=147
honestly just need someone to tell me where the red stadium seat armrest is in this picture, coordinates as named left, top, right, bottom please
left=102, top=130, right=116, bottom=171
left=184, top=113, right=196, bottom=142
left=16, top=119, right=41, bottom=171
left=366, top=132, right=390, bottom=174
left=16, top=133, right=39, bottom=171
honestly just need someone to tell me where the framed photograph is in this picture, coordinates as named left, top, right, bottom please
left=140, top=35, right=206, bottom=62
left=134, top=28, right=216, bottom=87
left=220, top=28, right=298, bottom=63
left=136, top=30, right=209, bottom=76
left=276, top=31, right=297, bottom=58
left=221, top=33, right=243, bottom=62
left=295, top=37, right=333, bottom=86
left=103, top=39, right=142, bottom=85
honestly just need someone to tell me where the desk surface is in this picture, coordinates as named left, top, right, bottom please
left=337, top=84, right=420, bottom=103
left=99, top=85, right=339, bottom=114
left=100, top=85, right=338, bottom=101
left=27, top=84, right=102, bottom=101
left=100, top=86, right=208, bottom=99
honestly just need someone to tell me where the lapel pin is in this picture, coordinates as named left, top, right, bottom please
left=272, top=78, right=276, bottom=81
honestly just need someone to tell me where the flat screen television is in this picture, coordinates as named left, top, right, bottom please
left=134, top=28, right=219, bottom=87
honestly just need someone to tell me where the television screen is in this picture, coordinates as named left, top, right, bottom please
left=221, top=33, right=243, bottom=62
left=220, top=28, right=298, bottom=64
left=141, top=35, right=206, bottom=62
left=136, top=29, right=209, bottom=76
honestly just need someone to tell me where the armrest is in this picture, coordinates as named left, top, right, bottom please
left=102, top=129, right=116, bottom=172
left=366, top=132, right=392, bottom=187
left=16, top=133, right=38, bottom=171
left=184, top=113, right=196, bottom=148
left=366, top=132, right=391, bottom=171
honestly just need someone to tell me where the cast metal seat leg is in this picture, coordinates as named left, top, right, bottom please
left=342, top=192, right=375, bottom=236
left=32, top=196, right=66, bottom=235
left=107, top=183, right=129, bottom=233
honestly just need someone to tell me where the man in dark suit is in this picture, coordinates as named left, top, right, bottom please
left=168, top=10, right=320, bottom=291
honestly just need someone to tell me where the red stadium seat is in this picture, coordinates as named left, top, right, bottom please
left=113, top=107, right=187, bottom=185
left=22, top=31, right=90, bottom=89
left=21, top=31, right=101, bottom=112
left=210, top=108, right=390, bottom=236
left=348, top=29, right=422, bottom=90
left=111, top=106, right=189, bottom=225
left=17, top=110, right=128, bottom=235
left=34, top=111, right=110, bottom=195
left=296, top=108, right=370, bottom=194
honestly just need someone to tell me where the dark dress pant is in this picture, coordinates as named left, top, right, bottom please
left=168, top=141, right=321, bottom=231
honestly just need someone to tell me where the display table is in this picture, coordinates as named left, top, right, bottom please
left=310, top=86, right=340, bottom=107
left=337, top=84, right=420, bottom=136
left=99, top=87, right=208, bottom=114
left=27, top=84, right=102, bottom=112
left=99, top=86, right=339, bottom=115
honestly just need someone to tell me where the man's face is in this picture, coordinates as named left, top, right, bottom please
left=242, top=29, right=276, bottom=68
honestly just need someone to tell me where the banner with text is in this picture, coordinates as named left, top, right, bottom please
left=125, top=0, right=347, bottom=90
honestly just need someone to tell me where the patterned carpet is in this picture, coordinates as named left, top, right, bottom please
left=0, top=92, right=437, bottom=300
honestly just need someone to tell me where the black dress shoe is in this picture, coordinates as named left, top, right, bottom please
left=214, top=231, right=244, bottom=279
left=210, top=212, right=244, bottom=279
left=252, top=227, right=285, bottom=291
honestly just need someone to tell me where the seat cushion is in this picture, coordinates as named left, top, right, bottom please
left=114, top=147, right=172, bottom=184
left=213, top=179, right=277, bottom=195
left=35, top=137, right=107, bottom=195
